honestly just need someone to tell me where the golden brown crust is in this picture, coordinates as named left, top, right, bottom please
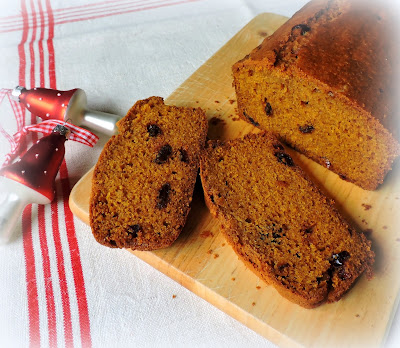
left=200, top=132, right=375, bottom=308
left=89, top=96, right=208, bottom=250
left=232, top=0, right=400, bottom=190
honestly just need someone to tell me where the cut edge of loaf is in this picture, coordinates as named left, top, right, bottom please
left=232, top=61, right=400, bottom=190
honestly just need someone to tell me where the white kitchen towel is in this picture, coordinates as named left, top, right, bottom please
left=0, top=1, right=399, bottom=348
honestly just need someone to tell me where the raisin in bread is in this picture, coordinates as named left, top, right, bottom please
left=199, top=132, right=374, bottom=308
left=232, top=0, right=400, bottom=190
left=90, top=97, right=208, bottom=250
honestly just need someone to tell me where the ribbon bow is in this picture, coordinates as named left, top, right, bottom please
left=0, top=88, right=99, bottom=167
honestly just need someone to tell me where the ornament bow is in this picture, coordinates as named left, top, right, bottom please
left=0, top=88, right=99, bottom=167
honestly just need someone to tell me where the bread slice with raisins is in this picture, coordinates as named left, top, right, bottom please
left=199, top=132, right=374, bottom=308
left=90, top=96, right=208, bottom=250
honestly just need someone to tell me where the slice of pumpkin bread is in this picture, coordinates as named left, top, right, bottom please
left=90, top=96, right=208, bottom=250
left=200, top=131, right=374, bottom=308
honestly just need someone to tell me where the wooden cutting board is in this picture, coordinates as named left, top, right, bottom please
left=69, top=13, right=400, bottom=348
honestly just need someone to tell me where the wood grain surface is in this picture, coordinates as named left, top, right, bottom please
left=69, top=13, right=400, bottom=348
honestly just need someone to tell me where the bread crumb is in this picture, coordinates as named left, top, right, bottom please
left=207, top=249, right=213, bottom=254
left=172, top=295, right=177, bottom=299
left=256, top=286, right=261, bottom=290
left=252, top=302, right=256, bottom=306
left=231, top=277, right=236, bottom=281
left=361, top=203, right=372, bottom=211
left=200, top=230, right=214, bottom=238
left=213, top=253, right=219, bottom=259
left=229, top=99, right=235, bottom=104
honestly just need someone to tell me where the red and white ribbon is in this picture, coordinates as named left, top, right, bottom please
left=0, top=88, right=25, bottom=164
left=14, top=119, right=99, bottom=147
left=0, top=88, right=99, bottom=167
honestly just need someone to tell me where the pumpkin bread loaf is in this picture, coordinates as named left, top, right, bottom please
left=200, top=132, right=374, bottom=308
left=232, top=0, right=400, bottom=190
left=90, top=97, right=208, bottom=250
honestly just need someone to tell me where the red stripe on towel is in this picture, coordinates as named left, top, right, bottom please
left=37, top=0, right=45, bottom=87
left=22, top=205, right=41, bottom=348
left=28, top=0, right=37, bottom=91
left=17, top=0, right=28, bottom=89
left=50, top=197, right=74, bottom=348
left=45, top=0, right=56, bottom=89
left=28, top=2, right=58, bottom=347
left=60, top=161, right=92, bottom=348
left=44, top=0, right=92, bottom=346
left=0, top=0, right=203, bottom=32
left=19, top=1, right=40, bottom=347
left=38, top=204, right=57, bottom=348
left=53, top=0, right=196, bottom=21
left=54, top=0, right=201, bottom=26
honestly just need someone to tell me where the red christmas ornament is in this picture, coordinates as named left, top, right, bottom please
left=15, top=86, right=76, bottom=121
left=1, top=124, right=67, bottom=200
left=12, top=86, right=120, bottom=136
left=0, top=125, right=69, bottom=244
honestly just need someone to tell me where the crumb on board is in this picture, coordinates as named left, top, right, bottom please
left=172, top=294, right=177, bottom=299
left=361, top=203, right=372, bottom=211
left=207, top=249, right=213, bottom=254
left=221, top=243, right=226, bottom=247
left=256, top=286, right=261, bottom=290
left=361, top=219, right=368, bottom=225
left=252, top=302, right=256, bottom=306
left=213, top=253, right=219, bottom=259
left=231, top=277, right=236, bottom=281
left=200, top=230, right=214, bottom=238
left=215, top=100, right=220, bottom=103
left=229, top=99, right=235, bottom=104
left=355, top=314, right=360, bottom=318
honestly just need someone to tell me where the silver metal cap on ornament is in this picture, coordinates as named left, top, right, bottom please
left=12, top=86, right=121, bottom=136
